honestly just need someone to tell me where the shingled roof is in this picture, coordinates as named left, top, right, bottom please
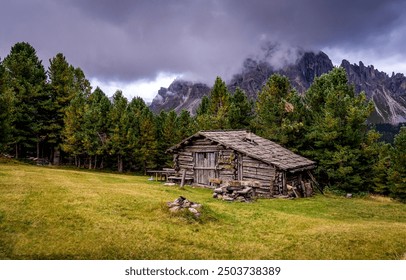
left=168, top=130, right=316, bottom=172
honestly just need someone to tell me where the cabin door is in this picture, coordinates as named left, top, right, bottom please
left=194, top=152, right=217, bottom=185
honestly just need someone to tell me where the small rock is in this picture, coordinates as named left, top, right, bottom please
left=174, top=196, right=186, bottom=205
left=169, top=206, right=181, bottom=212
left=188, top=207, right=199, bottom=214
left=190, top=203, right=202, bottom=209
left=346, top=193, right=353, bottom=198
left=214, top=187, right=223, bottom=193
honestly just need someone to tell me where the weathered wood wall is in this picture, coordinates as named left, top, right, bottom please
left=240, top=156, right=275, bottom=197
left=174, top=137, right=221, bottom=182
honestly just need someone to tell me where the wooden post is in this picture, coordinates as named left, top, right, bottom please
left=307, top=170, right=324, bottom=195
left=180, top=169, right=187, bottom=188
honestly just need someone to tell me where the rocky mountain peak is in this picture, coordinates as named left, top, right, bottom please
left=149, top=79, right=210, bottom=114
left=149, top=51, right=406, bottom=124
left=340, top=60, right=406, bottom=123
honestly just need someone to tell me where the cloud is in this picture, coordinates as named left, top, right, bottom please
left=1, top=0, right=406, bottom=101
left=90, top=72, right=181, bottom=103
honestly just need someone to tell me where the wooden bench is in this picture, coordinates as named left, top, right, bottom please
left=167, top=176, right=193, bottom=185
left=147, top=169, right=176, bottom=181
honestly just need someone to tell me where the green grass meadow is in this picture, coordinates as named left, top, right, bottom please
left=0, top=160, right=406, bottom=260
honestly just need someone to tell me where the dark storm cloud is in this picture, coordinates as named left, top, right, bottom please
left=1, top=0, right=406, bottom=85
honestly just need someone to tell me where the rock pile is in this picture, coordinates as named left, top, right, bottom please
left=167, top=196, right=202, bottom=217
left=212, top=180, right=257, bottom=202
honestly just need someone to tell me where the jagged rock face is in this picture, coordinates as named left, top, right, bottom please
left=280, top=51, right=334, bottom=93
left=149, top=80, right=210, bottom=114
left=149, top=51, right=406, bottom=124
left=341, top=60, right=406, bottom=123
left=228, top=58, right=274, bottom=99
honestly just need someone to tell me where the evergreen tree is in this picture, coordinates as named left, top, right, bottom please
left=2, top=42, right=48, bottom=158
left=162, top=110, right=179, bottom=144
left=154, top=110, right=169, bottom=168
left=367, top=133, right=392, bottom=195
left=228, top=87, right=253, bottom=129
left=389, top=126, right=406, bottom=202
left=254, top=74, right=304, bottom=148
left=302, top=67, right=374, bottom=191
left=159, top=110, right=180, bottom=166
left=138, top=106, right=158, bottom=174
left=108, top=91, right=129, bottom=172
left=177, top=109, right=196, bottom=140
left=126, top=97, right=146, bottom=170
left=0, top=61, right=14, bottom=151
left=196, top=95, right=209, bottom=116
left=196, top=77, right=231, bottom=130
left=48, top=54, right=91, bottom=164
left=82, top=87, right=111, bottom=169
left=208, top=76, right=230, bottom=129
left=61, top=92, right=87, bottom=167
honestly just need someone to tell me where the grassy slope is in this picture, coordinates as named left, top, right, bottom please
left=0, top=160, right=405, bottom=260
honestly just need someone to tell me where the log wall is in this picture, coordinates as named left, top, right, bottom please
left=241, top=156, right=275, bottom=197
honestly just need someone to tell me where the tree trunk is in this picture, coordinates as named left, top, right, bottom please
left=36, top=141, right=40, bottom=159
left=15, top=144, right=19, bottom=159
left=89, top=156, right=92, bottom=169
left=118, top=155, right=123, bottom=173
left=50, top=147, right=54, bottom=164
left=52, top=147, right=60, bottom=165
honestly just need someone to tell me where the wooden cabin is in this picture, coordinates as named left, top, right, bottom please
left=167, top=130, right=317, bottom=198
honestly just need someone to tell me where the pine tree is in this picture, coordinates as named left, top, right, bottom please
left=154, top=110, right=169, bottom=168
left=2, top=42, right=48, bottom=158
left=61, top=92, right=86, bottom=167
left=126, top=97, right=146, bottom=170
left=48, top=54, right=92, bottom=164
left=228, top=87, right=253, bottom=129
left=82, top=87, right=111, bottom=169
left=208, top=77, right=230, bottom=129
left=108, top=91, right=129, bottom=172
left=0, top=61, right=15, bottom=151
left=177, top=109, right=196, bottom=140
left=389, top=126, right=406, bottom=202
left=138, top=107, right=158, bottom=174
left=254, top=74, right=303, bottom=148
left=162, top=110, right=179, bottom=144
left=366, top=132, right=392, bottom=195
left=196, top=95, right=209, bottom=116
left=303, top=67, right=374, bottom=191
left=196, top=77, right=231, bottom=130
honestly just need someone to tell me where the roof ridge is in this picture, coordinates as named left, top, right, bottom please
left=200, top=129, right=248, bottom=132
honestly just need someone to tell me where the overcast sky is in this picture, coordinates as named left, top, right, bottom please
left=1, top=0, right=406, bottom=102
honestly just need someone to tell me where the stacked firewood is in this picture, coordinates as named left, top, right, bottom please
left=167, top=196, right=202, bottom=217
left=212, top=180, right=257, bottom=202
